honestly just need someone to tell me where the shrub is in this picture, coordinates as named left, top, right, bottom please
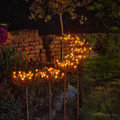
left=0, top=45, right=26, bottom=85
left=94, top=34, right=120, bottom=56
left=0, top=85, right=21, bottom=120
left=80, top=55, right=120, bottom=120
left=83, top=33, right=120, bottom=56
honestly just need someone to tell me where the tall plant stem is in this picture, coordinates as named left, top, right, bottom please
left=89, top=49, right=91, bottom=58
left=59, top=13, right=63, bottom=61
left=26, top=86, right=29, bottom=120
left=64, top=72, right=67, bottom=120
left=80, top=61, right=84, bottom=104
left=60, top=13, right=63, bottom=36
left=77, top=70, right=79, bottom=120
left=49, top=80, right=51, bottom=120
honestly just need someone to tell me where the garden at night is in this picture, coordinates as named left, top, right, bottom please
left=0, top=0, right=120, bottom=120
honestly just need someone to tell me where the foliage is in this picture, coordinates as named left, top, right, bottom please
left=81, top=33, right=120, bottom=56
left=94, top=34, right=120, bottom=56
left=83, top=55, right=120, bottom=82
left=0, top=45, right=26, bottom=84
left=80, top=33, right=98, bottom=47
left=88, top=0, right=120, bottom=32
left=0, top=86, right=21, bottom=120
left=29, top=0, right=91, bottom=33
left=0, top=28, right=8, bottom=44
left=30, top=0, right=88, bottom=21
left=80, top=55, right=120, bottom=120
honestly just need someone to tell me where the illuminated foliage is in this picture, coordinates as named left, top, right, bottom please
left=29, top=0, right=92, bottom=35
left=88, top=0, right=120, bottom=32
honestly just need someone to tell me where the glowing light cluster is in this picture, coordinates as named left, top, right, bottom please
left=58, top=34, right=92, bottom=73
left=61, top=34, right=92, bottom=62
left=55, top=59, right=77, bottom=73
left=64, top=53, right=86, bottom=63
left=61, top=34, right=92, bottom=57
left=12, top=71, right=35, bottom=86
left=38, top=67, right=65, bottom=82
left=12, top=67, right=65, bottom=85
left=12, top=34, right=92, bottom=86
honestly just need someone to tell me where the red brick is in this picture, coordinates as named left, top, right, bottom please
left=41, top=60, right=46, bottom=63
left=29, top=50, right=40, bottom=54
left=55, top=44, right=61, bottom=48
left=54, top=48, right=61, bottom=52
left=6, top=40, right=12, bottom=44
left=64, top=47, right=70, bottom=51
left=35, top=54, right=40, bottom=57
left=32, top=57, right=37, bottom=61
left=55, top=51, right=61, bottom=55
left=50, top=48, right=55, bottom=52
left=50, top=45, right=55, bottom=48
left=42, top=57, right=47, bottom=61
left=23, top=47, right=28, bottom=51
left=13, top=39, right=23, bottom=44
left=19, top=43, right=29, bottom=47
left=63, top=44, right=67, bottom=47
left=35, top=45, right=43, bottom=49
left=10, top=31, right=20, bottom=35
left=23, top=51, right=29, bottom=55
left=28, top=30, right=39, bottom=38
left=24, top=38, right=34, bottom=42
left=39, top=38, right=43, bottom=44
left=51, top=52, right=55, bottom=56
left=40, top=53, right=46, bottom=57
left=28, top=54, right=36, bottom=59
left=54, top=40, right=60, bottom=44
left=23, top=46, right=34, bottom=51
left=41, top=49, right=46, bottom=53
left=29, top=41, right=39, bottom=46
left=56, top=36, right=61, bottom=41
left=8, top=32, right=12, bottom=38
left=63, top=41, right=70, bottom=44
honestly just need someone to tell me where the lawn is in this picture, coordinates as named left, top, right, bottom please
left=80, top=55, right=120, bottom=120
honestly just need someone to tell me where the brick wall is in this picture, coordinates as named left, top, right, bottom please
left=1, top=30, right=95, bottom=63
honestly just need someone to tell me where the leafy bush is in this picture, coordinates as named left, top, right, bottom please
left=0, top=85, right=22, bottom=120
left=88, top=0, right=120, bottom=33
left=94, top=34, right=120, bottom=56
left=0, top=45, right=26, bottom=85
left=83, top=33, right=120, bottom=56
left=80, top=55, right=120, bottom=120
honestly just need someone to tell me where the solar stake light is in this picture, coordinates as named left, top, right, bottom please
left=38, top=67, right=65, bottom=120
left=55, top=58, right=79, bottom=120
left=12, top=34, right=91, bottom=120
left=61, top=34, right=90, bottom=120
left=12, top=70, right=38, bottom=120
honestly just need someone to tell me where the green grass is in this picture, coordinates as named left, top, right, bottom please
left=80, top=54, right=120, bottom=120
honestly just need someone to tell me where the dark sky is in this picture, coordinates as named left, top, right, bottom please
left=0, top=0, right=105, bottom=34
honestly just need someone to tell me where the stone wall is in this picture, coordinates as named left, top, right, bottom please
left=1, top=30, right=95, bottom=63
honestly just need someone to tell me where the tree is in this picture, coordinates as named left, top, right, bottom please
left=88, top=0, right=120, bottom=32
left=29, top=0, right=91, bottom=60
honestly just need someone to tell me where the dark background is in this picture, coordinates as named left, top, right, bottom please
left=0, top=0, right=105, bottom=34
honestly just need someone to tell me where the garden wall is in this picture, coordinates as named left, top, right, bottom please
left=2, top=30, right=95, bottom=62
